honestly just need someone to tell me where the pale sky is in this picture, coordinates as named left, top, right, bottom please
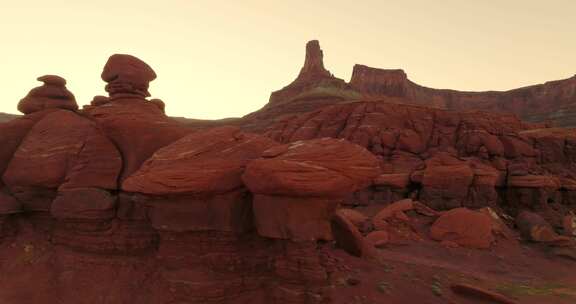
left=0, top=0, right=574, bottom=119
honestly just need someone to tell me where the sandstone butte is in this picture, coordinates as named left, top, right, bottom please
left=0, top=42, right=574, bottom=304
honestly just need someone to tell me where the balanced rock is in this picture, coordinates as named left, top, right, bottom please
left=17, top=75, right=78, bottom=114
left=101, top=54, right=157, bottom=98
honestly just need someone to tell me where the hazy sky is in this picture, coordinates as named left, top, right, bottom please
left=1, top=0, right=574, bottom=119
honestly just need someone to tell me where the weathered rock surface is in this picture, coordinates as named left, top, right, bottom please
left=17, top=75, right=78, bottom=114
left=430, top=208, right=495, bottom=249
left=1, top=44, right=576, bottom=304
left=123, top=126, right=277, bottom=195
left=102, top=54, right=157, bottom=98
left=246, top=40, right=576, bottom=128
left=3, top=110, right=121, bottom=191
left=243, top=138, right=380, bottom=241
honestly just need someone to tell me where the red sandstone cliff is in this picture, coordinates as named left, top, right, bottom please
left=245, top=40, right=576, bottom=129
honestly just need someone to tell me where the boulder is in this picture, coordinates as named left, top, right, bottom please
left=372, top=199, right=414, bottom=228
left=332, top=210, right=373, bottom=257
left=430, top=208, right=495, bottom=249
left=123, top=126, right=277, bottom=195
left=337, top=209, right=370, bottom=231
left=516, top=210, right=562, bottom=243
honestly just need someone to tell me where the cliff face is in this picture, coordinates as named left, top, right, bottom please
left=250, top=40, right=576, bottom=128
left=349, top=65, right=576, bottom=127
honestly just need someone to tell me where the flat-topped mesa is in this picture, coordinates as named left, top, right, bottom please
left=297, top=40, right=332, bottom=81
left=17, top=75, right=78, bottom=114
left=350, top=64, right=409, bottom=97
left=101, top=54, right=157, bottom=100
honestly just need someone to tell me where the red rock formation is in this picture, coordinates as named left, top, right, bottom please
left=101, top=54, right=157, bottom=99
left=17, top=75, right=78, bottom=114
left=3, top=110, right=121, bottom=191
left=84, top=55, right=193, bottom=181
left=349, top=65, right=576, bottom=127
left=245, top=40, right=576, bottom=130
left=430, top=208, right=495, bottom=249
left=1, top=47, right=576, bottom=304
left=123, top=126, right=277, bottom=195
left=242, top=41, right=358, bottom=131
left=243, top=138, right=379, bottom=241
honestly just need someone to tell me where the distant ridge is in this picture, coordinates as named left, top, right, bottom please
left=0, top=113, right=18, bottom=123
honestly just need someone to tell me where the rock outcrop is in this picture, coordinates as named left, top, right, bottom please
left=17, top=75, right=78, bottom=114
left=244, top=40, right=576, bottom=128
left=243, top=138, right=379, bottom=241
left=0, top=43, right=575, bottom=304
left=101, top=54, right=157, bottom=99
left=0, top=56, right=373, bottom=304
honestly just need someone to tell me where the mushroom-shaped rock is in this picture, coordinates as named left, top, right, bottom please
left=123, top=127, right=278, bottom=233
left=123, top=126, right=278, bottom=195
left=17, top=75, right=78, bottom=114
left=430, top=208, right=495, bottom=249
left=2, top=110, right=121, bottom=192
left=243, top=138, right=379, bottom=197
left=242, top=138, right=379, bottom=241
left=102, top=54, right=157, bottom=98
